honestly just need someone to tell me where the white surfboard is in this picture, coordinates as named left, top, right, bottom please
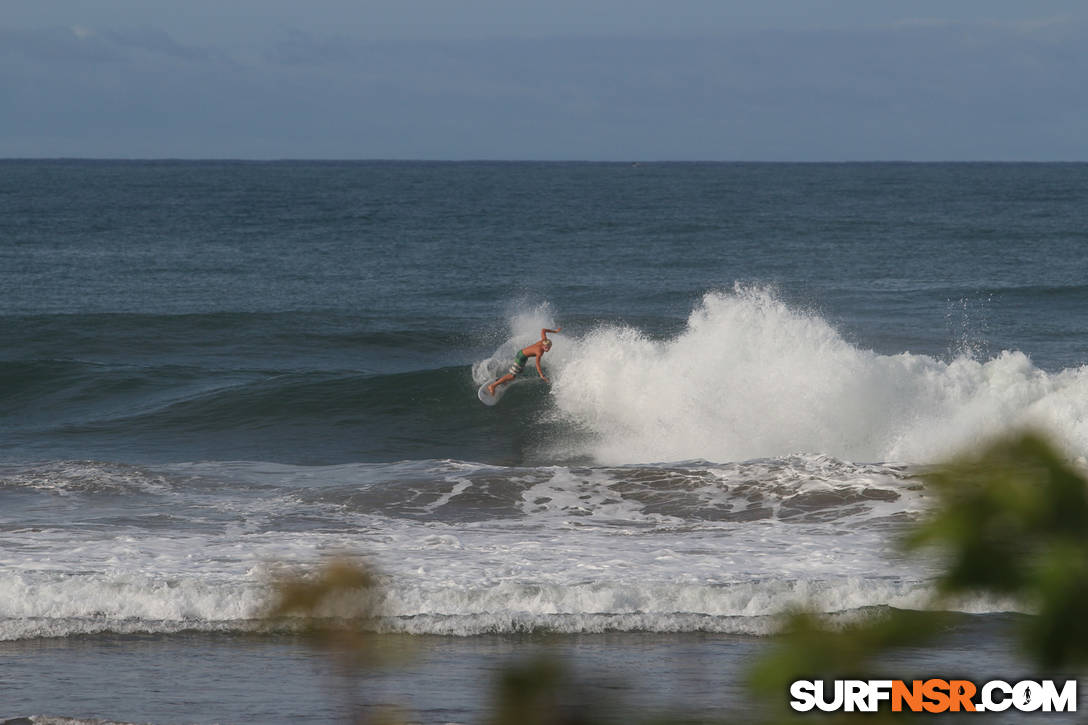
left=478, top=380, right=510, bottom=406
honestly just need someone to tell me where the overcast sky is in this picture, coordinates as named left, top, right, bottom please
left=3, top=1, right=1087, bottom=160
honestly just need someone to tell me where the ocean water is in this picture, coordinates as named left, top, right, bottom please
left=2, top=161, right=1088, bottom=722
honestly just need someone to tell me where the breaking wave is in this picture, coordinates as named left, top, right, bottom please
left=546, top=286, right=1088, bottom=464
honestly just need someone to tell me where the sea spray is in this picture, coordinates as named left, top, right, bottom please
left=549, top=286, right=1088, bottom=464
left=473, top=301, right=566, bottom=386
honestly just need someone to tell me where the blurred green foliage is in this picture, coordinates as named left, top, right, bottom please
left=750, top=430, right=1088, bottom=722
left=747, top=608, right=944, bottom=706
left=908, top=431, right=1088, bottom=668
left=266, top=556, right=383, bottom=668
left=489, top=656, right=597, bottom=725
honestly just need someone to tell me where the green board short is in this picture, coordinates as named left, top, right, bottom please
left=508, top=350, right=529, bottom=375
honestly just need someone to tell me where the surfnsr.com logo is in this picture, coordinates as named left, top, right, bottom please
left=790, top=679, right=1077, bottom=713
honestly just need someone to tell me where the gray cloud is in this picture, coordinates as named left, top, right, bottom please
left=1, top=19, right=1086, bottom=159
left=104, top=27, right=214, bottom=62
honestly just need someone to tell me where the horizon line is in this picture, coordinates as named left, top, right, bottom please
left=2, top=157, right=1086, bottom=165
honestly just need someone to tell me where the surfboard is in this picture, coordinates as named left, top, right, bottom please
left=478, top=380, right=509, bottom=406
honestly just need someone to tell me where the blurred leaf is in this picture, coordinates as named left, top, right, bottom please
left=909, top=431, right=1088, bottom=667
left=265, top=556, right=389, bottom=669
left=268, top=557, right=376, bottom=618
left=748, top=607, right=944, bottom=723
left=745, top=431, right=1088, bottom=721
left=490, top=656, right=566, bottom=725
left=488, top=655, right=639, bottom=725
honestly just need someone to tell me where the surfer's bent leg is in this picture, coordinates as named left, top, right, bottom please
left=489, top=353, right=527, bottom=395
left=488, top=372, right=514, bottom=395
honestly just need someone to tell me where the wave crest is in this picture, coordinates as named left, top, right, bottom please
left=550, top=286, right=1088, bottom=464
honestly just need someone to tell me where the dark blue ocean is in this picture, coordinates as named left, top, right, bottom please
left=3, top=161, right=1088, bottom=723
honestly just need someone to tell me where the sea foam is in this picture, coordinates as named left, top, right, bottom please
left=547, top=286, right=1088, bottom=465
left=0, top=571, right=1017, bottom=640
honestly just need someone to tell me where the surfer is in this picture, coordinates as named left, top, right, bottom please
left=488, top=327, right=561, bottom=396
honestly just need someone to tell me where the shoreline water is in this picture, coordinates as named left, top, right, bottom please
left=2, top=617, right=1067, bottom=724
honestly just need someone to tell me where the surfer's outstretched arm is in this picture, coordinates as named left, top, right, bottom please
left=536, top=356, right=549, bottom=383
left=541, top=327, right=561, bottom=340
